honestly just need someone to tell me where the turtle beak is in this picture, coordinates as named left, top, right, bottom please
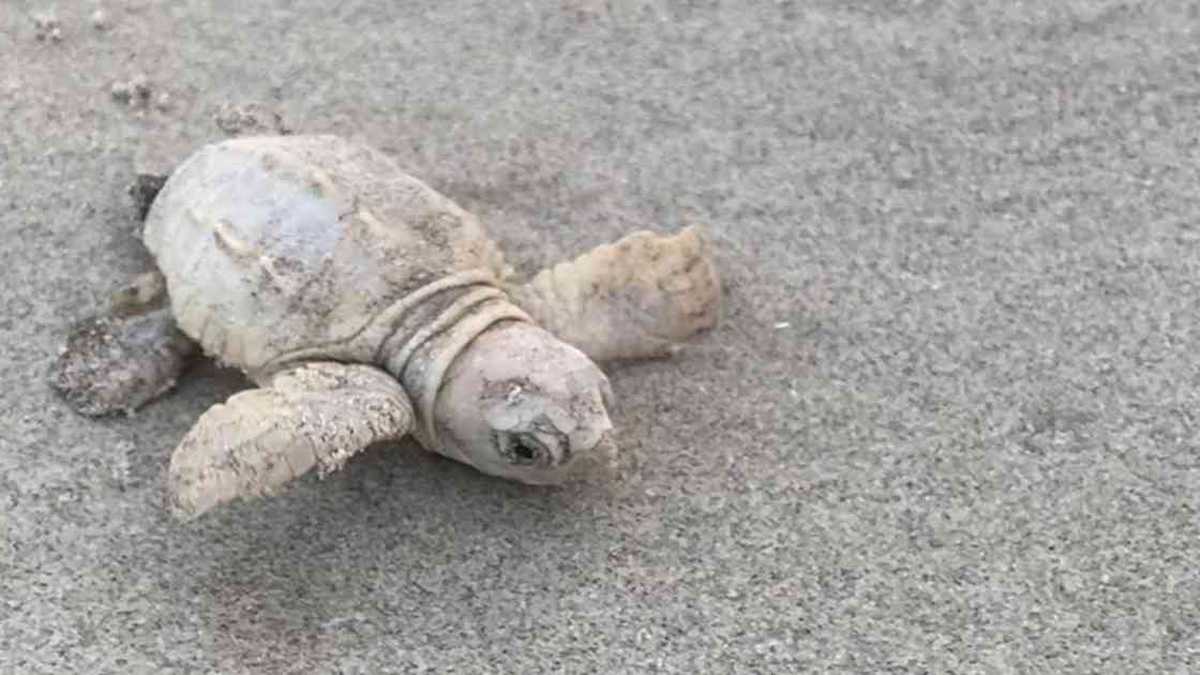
left=567, top=431, right=618, bottom=480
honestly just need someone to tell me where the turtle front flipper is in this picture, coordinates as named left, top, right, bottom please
left=50, top=272, right=197, bottom=416
left=509, top=226, right=721, bottom=362
left=168, top=362, right=414, bottom=519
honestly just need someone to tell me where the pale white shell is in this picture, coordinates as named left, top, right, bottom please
left=142, top=135, right=506, bottom=374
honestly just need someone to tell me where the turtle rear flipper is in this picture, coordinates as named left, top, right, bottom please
left=50, top=270, right=197, bottom=416
left=168, top=362, right=414, bottom=519
left=49, top=306, right=196, bottom=417
left=50, top=161, right=192, bottom=417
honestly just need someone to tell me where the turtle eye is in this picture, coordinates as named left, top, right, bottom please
left=496, top=432, right=549, bottom=466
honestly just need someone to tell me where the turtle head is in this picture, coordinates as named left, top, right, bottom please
left=434, top=322, right=617, bottom=484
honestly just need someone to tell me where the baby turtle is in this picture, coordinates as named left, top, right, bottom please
left=51, top=135, right=720, bottom=518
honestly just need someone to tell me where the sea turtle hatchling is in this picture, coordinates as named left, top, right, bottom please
left=51, top=134, right=721, bottom=519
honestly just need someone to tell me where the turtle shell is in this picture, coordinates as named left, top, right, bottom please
left=143, top=135, right=507, bottom=375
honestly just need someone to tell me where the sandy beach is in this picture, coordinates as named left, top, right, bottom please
left=2, top=1, right=1198, bottom=671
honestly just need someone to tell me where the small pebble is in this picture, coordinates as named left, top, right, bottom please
left=111, top=75, right=152, bottom=106
left=91, top=9, right=110, bottom=30
left=33, top=12, right=63, bottom=42
left=111, top=82, right=132, bottom=103
left=214, top=102, right=291, bottom=136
